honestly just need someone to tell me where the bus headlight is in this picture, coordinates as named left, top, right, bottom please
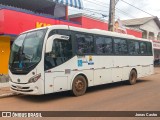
left=28, top=74, right=41, bottom=83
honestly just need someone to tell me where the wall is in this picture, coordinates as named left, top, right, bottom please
left=70, top=17, right=82, bottom=24
left=0, top=9, right=4, bottom=34
left=82, top=16, right=108, bottom=30
left=0, top=9, right=81, bottom=35
left=126, top=29, right=142, bottom=38
left=0, top=36, right=10, bottom=74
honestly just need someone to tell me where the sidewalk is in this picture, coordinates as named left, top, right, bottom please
left=0, top=75, right=17, bottom=98
left=0, top=86, right=17, bottom=98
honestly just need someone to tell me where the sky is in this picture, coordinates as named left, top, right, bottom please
left=69, top=0, right=160, bottom=21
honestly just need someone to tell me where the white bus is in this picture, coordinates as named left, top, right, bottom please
left=9, top=25, right=154, bottom=96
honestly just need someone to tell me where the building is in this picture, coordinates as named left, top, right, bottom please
left=122, top=16, right=160, bottom=40
left=122, top=17, right=160, bottom=61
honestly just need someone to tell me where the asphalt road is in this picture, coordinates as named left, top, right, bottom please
left=0, top=68, right=160, bottom=120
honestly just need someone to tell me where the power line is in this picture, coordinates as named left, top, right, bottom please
left=115, top=0, right=120, bottom=5
left=84, top=8, right=108, bottom=13
left=120, top=0, right=154, bottom=17
left=115, top=8, right=135, bottom=19
left=84, top=0, right=149, bottom=20
left=84, top=8, right=107, bottom=17
left=92, top=0, right=109, bottom=5
left=84, top=0, right=109, bottom=8
left=69, top=0, right=158, bottom=29
left=69, top=2, right=158, bottom=30
left=83, top=0, right=110, bottom=19
left=69, top=7, right=109, bottom=19
left=84, top=0, right=109, bottom=6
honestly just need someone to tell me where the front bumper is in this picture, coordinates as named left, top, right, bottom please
left=9, top=82, right=42, bottom=95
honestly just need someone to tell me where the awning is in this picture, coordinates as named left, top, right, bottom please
left=52, top=0, right=84, bottom=9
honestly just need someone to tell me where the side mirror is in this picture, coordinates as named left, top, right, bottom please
left=45, top=36, right=55, bottom=53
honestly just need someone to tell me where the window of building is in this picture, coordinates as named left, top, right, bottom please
left=142, top=30, right=147, bottom=39
left=114, top=38, right=128, bottom=55
left=76, top=34, right=94, bottom=54
left=96, top=36, right=113, bottom=54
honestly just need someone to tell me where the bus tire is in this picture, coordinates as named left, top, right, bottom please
left=71, top=75, right=87, bottom=96
left=127, top=69, right=137, bottom=85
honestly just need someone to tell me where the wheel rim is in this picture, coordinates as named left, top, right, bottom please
left=75, top=79, right=85, bottom=92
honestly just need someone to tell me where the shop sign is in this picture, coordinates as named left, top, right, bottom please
left=153, top=41, right=160, bottom=49
left=114, top=19, right=127, bottom=34
left=36, top=22, right=52, bottom=28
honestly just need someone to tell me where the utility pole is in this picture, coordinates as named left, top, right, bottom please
left=108, top=0, right=115, bottom=31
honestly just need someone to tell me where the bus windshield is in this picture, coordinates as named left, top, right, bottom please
left=9, top=29, right=47, bottom=74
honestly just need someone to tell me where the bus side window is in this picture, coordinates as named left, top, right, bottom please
left=147, top=42, right=152, bottom=56
left=114, top=38, right=127, bottom=55
left=128, top=41, right=140, bottom=55
left=140, top=42, right=147, bottom=55
left=48, top=30, right=56, bottom=38
left=135, top=42, right=140, bottom=55
left=76, top=34, right=94, bottom=54
left=128, top=41, right=135, bottom=55
left=48, top=30, right=70, bottom=38
left=96, top=36, right=113, bottom=54
left=96, top=37, right=104, bottom=54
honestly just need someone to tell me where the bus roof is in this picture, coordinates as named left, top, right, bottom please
left=20, top=25, right=69, bottom=34
left=21, top=25, right=151, bottom=42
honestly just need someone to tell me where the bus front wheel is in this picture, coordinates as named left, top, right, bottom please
left=128, top=69, right=137, bottom=85
left=72, top=75, right=87, bottom=96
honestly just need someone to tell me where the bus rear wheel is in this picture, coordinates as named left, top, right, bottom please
left=127, top=69, right=137, bottom=85
left=72, top=75, right=87, bottom=96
